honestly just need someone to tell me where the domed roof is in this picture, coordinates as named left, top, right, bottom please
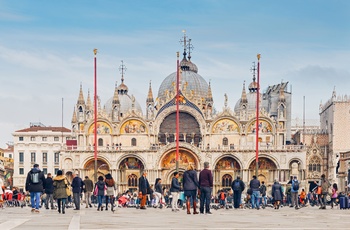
left=105, top=94, right=143, bottom=116
left=157, top=70, right=208, bottom=103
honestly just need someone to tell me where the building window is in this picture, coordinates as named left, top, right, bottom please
left=128, top=174, right=138, bottom=187
left=54, top=152, right=59, bottom=164
left=43, top=168, right=47, bottom=175
left=98, top=138, right=103, bottom=146
left=42, top=152, right=47, bottom=163
left=19, top=136, right=24, bottom=141
left=31, top=152, right=36, bottom=163
left=222, top=174, right=232, bottom=187
left=308, top=156, right=322, bottom=173
left=9, top=154, right=12, bottom=158
left=19, top=152, right=24, bottom=163
left=19, top=168, right=24, bottom=175
left=222, top=137, right=228, bottom=146
left=42, top=137, right=47, bottom=141
left=54, top=168, right=59, bottom=175
left=54, top=137, right=59, bottom=141
left=30, top=136, right=36, bottom=141
left=131, top=138, right=137, bottom=146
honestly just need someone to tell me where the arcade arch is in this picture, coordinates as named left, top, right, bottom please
left=83, top=158, right=110, bottom=182
left=248, top=157, right=278, bottom=184
left=117, top=156, right=145, bottom=192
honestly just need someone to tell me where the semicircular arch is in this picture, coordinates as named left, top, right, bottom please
left=120, top=118, right=148, bottom=134
left=247, top=154, right=280, bottom=170
left=117, top=154, right=146, bottom=170
left=211, top=117, right=240, bottom=134
left=158, top=147, right=200, bottom=170
left=246, top=117, right=275, bottom=134
left=213, top=154, right=243, bottom=171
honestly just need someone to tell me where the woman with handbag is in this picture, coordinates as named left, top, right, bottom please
left=53, top=170, right=69, bottom=214
left=94, top=176, right=106, bottom=211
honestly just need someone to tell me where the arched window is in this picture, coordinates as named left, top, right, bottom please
left=98, top=138, right=103, bottom=146
left=222, top=137, right=228, bottom=146
left=131, top=138, right=137, bottom=146
left=128, top=174, right=138, bottom=187
left=221, top=174, right=232, bottom=187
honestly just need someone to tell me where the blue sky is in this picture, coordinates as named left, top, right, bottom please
left=0, top=0, right=349, bottom=147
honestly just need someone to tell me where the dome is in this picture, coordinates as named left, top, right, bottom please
left=105, top=94, right=143, bottom=116
left=234, top=92, right=265, bottom=114
left=157, top=70, right=208, bottom=103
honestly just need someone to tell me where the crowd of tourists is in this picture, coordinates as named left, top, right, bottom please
left=1, top=162, right=349, bottom=213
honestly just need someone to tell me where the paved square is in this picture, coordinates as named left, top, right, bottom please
left=1, top=205, right=350, bottom=229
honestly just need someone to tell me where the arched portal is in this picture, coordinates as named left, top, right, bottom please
left=249, top=157, right=278, bottom=183
left=214, top=156, right=241, bottom=191
left=118, top=156, right=145, bottom=193
left=84, top=159, right=110, bottom=182
left=159, top=148, right=199, bottom=186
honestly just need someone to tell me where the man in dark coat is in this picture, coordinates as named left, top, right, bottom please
left=25, top=163, right=46, bottom=213
left=138, top=171, right=150, bottom=209
left=231, top=176, right=245, bottom=209
left=44, top=173, right=55, bottom=209
left=199, top=162, right=213, bottom=214
left=71, top=173, right=84, bottom=210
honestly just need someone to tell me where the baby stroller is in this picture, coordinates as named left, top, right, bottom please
left=118, top=196, right=129, bottom=207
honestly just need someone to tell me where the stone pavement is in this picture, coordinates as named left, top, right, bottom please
left=0, top=205, right=350, bottom=230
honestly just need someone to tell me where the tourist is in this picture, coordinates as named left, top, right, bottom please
left=331, top=183, right=338, bottom=209
left=44, top=173, right=55, bottom=210
left=83, top=176, right=94, bottom=208
left=71, top=173, right=84, bottom=210
left=53, top=170, right=69, bottom=214
left=271, top=178, right=283, bottom=209
left=183, top=164, right=200, bottom=214
left=319, top=174, right=331, bottom=209
left=170, top=172, right=180, bottom=212
left=291, top=176, right=299, bottom=209
left=154, top=178, right=165, bottom=208
left=199, top=162, right=213, bottom=214
left=259, top=181, right=267, bottom=207
left=138, top=171, right=150, bottom=210
left=94, top=176, right=106, bottom=211
left=25, top=163, right=45, bottom=213
left=231, top=175, right=245, bottom=209
left=105, top=173, right=117, bottom=212
left=249, top=175, right=261, bottom=210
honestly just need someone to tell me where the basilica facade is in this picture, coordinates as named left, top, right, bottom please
left=60, top=37, right=306, bottom=193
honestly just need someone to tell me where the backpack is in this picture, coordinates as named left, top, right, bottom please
left=292, top=180, right=299, bottom=191
left=259, top=185, right=266, bottom=196
left=31, top=172, right=40, bottom=184
left=233, top=181, right=241, bottom=191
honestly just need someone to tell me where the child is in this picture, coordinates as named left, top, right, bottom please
left=331, top=183, right=338, bottom=209
left=300, top=189, right=306, bottom=206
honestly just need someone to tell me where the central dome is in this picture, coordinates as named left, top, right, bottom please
left=157, top=70, right=209, bottom=103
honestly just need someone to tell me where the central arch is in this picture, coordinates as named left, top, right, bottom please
left=118, top=155, right=146, bottom=193
left=248, top=157, right=278, bottom=184
left=84, top=158, right=110, bottom=182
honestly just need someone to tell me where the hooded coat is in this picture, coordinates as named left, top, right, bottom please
left=25, top=167, right=45, bottom=193
left=53, top=175, right=69, bottom=199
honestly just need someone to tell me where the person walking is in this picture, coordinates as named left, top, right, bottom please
left=199, top=162, right=213, bottom=214
left=44, top=173, right=55, bottom=210
left=291, top=176, right=300, bottom=209
left=71, top=173, right=84, bottom=210
left=94, top=176, right=106, bottom=211
left=319, top=174, right=331, bottom=209
left=25, top=163, right=46, bottom=213
left=138, top=171, right=150, bottom=210
left=183, top=164, right=200, bottom=214
left=271, top=178, right=283, bottom=209
left=154, top=178, right=165, bottom=208
left=104, top=173, right=117, bottom=212
left=83, top=176, right=93, bottom=208
left=231, top=175, right=245, bottom=209
left=53, top=170, right=69, bottom=214
left=249, top=175, right=261, bottom=210
left=170, top=172, right=180, bottom=212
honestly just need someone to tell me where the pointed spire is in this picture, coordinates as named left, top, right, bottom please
left=86, top=89, right=92, bottom=110
left=147, top=81, right=154, bottom=103
left=279, top=83, right=286, bottom=102
left=112, top=81, right=120, bottom=104
left=77, top=83, right=85, bottom=105
left=206, top=80, right=213, bottom=103
left=71, top=107, right=77, bottom=123
left=241, top=81, right=248, bottom=104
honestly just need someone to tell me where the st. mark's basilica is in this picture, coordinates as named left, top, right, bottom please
left=61, top=34, right=307, bottom=193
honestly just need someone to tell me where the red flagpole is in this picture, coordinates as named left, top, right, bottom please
left=93, top=48, right=98, bottom=182
left=255, top=54, right=261, bottom=177
left=176, top=52, right=180, bottom=172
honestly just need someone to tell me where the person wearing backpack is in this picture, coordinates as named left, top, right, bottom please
left=291, top=176, right=299, bottom=209
left=259, top=181, right=267, bottom=207
left=231, top=176, right=245, bottom=209
left=25, top=163, right=46, bottom=213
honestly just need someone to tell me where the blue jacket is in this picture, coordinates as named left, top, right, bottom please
left=291, top=179, right=299, bottom=193
left=71, top=176, right=84, bottom=193
left=170, top=177, right=180, bottom=192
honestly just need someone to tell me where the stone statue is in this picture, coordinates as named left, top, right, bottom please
left=224, top=93, right=228, bottom=107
